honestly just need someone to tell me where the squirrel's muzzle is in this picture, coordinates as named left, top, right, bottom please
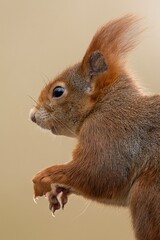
left=30, top=108, right=37, bottom=123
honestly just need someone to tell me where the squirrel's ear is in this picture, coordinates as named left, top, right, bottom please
left=88, top=51, right=108, bottom=77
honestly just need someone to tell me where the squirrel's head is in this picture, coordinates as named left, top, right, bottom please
left=30, top=15, right=142, bottom=137
left=29, top=52, right=107, bottom=137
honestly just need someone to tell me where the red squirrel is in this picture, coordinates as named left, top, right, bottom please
left=30, top=15, right=160, bottom=240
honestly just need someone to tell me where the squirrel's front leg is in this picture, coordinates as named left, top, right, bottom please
left=32, top=163, right=78, bottom=213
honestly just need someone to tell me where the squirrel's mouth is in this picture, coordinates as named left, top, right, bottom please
left=51, top=126, right=59, bottom=135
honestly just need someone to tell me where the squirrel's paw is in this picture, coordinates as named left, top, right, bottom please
left=32, top=166, right=67, bottom=198
left=47, top=184, right=70, bottom=214
left=32, top=169, right=54, bottom=197
left=33, top=175, right=52, bottom=197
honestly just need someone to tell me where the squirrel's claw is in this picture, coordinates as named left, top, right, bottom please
left=61, top=190, right=69, bottom=209
left=49, top=195, right=61, bottom=214
left=33, top=196, right=39, bottom=204
left=47, top=184, right=70, bottom=213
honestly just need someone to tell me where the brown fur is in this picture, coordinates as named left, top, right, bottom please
left=30, top=15, right=160, bottom=240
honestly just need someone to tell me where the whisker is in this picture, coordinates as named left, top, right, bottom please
left=28, top=95, right=40, bottom=108
left=41, top=73, right=51, bottom=85
left=73, top=201, right=91, bottom=220
left=44, top=103, right=52, bottom=112
left=51, top=114, right=76, bottom=137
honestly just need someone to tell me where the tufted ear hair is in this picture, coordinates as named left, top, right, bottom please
left=88, top=51, right=108, bottom=77
left=81, top=15, right=143, bottom=78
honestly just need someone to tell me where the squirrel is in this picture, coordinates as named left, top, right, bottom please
left=30, top=15, right=160, bottom=240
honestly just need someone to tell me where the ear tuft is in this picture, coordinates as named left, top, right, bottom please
left=89, top=51, right=107, bottom=76
left=81, top=15, right=143, bottom=73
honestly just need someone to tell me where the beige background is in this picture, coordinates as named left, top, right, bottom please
left=1, top=0, right=160, bottom=240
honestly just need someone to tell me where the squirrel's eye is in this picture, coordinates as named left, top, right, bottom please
left=52, top=86, right=65, bottom=98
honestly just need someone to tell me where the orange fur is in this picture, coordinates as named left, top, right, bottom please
left=81, top=15, right=142, bottom=99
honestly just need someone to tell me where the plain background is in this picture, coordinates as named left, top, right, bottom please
left=1, top=0, right=160, bottom=240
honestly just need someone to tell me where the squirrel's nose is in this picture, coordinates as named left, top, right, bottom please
left=31, top=113, right=36, bottom=123
left=30, top=109, right=37, bottom=123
